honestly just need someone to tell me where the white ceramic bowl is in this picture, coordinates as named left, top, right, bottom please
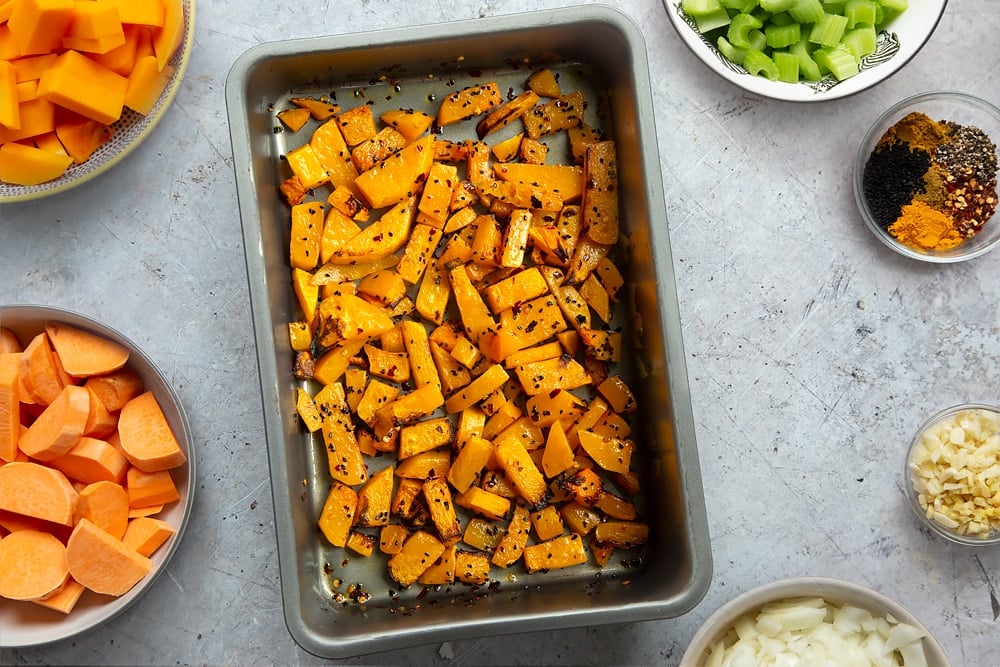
left=905, top=403, right=1000, bottom=546
left=680, top=577, right=950, bottom=667
left=0, top=304, right=195, bottom=648
left=854, top=91, right=1000, bottom=263
left=0, top=0, right=196, bottom=203
left=664, top=0, right=947, bottom=102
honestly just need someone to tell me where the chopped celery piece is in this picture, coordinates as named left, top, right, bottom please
left=722, top=0, right=759, bottom=10
left=681, top=0, right=725, bottom=16
left=809, top=12, right=849, bottom=46
left=769, top=11, right=794, bottom=26
left=760, top=0, right=797, bottom=10
left=876, top=0, right=908, bottom=26
left=790, top=36, right=823, bottom=80
left=742, top=49, right=780, bottom=80
left=748, top=28, right=768, bottom=51
left=822, top=0, right=847, bottom=11
left=727, top=12, right=764, bottom=48
left=694, top=7, right=733, bottom=33
left=773, top=50, right=801, bottom=82
left=765, top=22, right=801, bottom=48
left=813, top=43, right=859, bottom=79
left=842, top=25, right=877, bottom=61
left=717, top=35, right=750, bottom=64
left=788, top=0, right=825, bottom=23
left=845, top=0, right=877, bottom=28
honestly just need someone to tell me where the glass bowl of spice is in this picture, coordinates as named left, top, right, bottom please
left=855, top=91, right=1000, bottom=262
left=905, top=404, right=1000, bottom=546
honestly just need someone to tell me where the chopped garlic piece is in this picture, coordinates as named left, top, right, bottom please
left=909, top=408, right=1000, bottom=538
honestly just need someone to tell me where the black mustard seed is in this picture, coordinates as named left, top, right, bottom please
left=862, top=140, right=933, bottom=230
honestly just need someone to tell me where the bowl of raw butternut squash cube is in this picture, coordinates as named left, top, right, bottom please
left=0, top=304, right=194, bottom=647
left=0, top=0, right=194, bottom=202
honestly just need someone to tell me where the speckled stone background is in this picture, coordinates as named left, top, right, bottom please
left=1, top=1, right=998, bottom=665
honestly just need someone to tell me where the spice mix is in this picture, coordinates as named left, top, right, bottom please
left=862, top=111, right=998, bottom=252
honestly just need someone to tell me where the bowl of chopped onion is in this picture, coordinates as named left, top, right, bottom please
left=905, top=404, right=1000, bottom=546
left=681, top=577, right=950, bottom=666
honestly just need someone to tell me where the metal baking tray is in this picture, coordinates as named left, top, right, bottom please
left=226, top=5, right=711, bottom=659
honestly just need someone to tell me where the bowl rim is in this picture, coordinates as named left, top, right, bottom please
left=0, top=0, right=197, bottom=204
left=0, top=303, right=197, bottom=648
left=852, top=89, right=1000, bottom=263
left=904, top=402, right=1000, bottom=546
left=680, top=576, right=951, bottom=667
left=663, top=0, right=949, bottom=103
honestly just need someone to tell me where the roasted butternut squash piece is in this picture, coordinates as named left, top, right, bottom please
left=318, top=481, right=358, bottom=548
left=354, top=136, right=434, bottom=209
left=380, top=108, right=434, bottom=141
left=387, top=530, right=445, bottom=587
left=436, top=82, right=502, bottom=127
left=522, top=533, right=587, bottom=573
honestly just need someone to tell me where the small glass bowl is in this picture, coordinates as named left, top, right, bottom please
left=905, top=403, right=1000, bottom=546
left=854, top=91, right=1000, bottom=263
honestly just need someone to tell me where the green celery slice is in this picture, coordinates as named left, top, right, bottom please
left=760, top=0, right=797, bottom=10
left=769, top=11, right=794, bottom=26
left=693, top=6, right=733, bottom=32
left=809, top=12, right=849, bottom=46
left=742, top=49, right=780, bottom=80
left=842, top=25, right=877, bottom=61
left=790, top=36, right=823, bottom=80
left=717, top=35, right=750, bottom=64
left=765, top=22, right=801, bottom=48
left=813, top=43, right=859, bottom=79
left=722, top=0, right=760, bottom=10
left=727, top=12, right=764, bottom=48
left=681, top=0, right=725, bottom=16
left=876, top=0, right=908, bottom=26
left=748, top=28, right=768, bottom=51
left=773, top=50, right=801, bottom=82
left=788, top=0, right=825, bottom=23
left=845, top=0, right=877, bottom=28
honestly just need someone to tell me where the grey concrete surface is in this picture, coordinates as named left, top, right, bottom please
left=1, top=1, right=998, bottom=665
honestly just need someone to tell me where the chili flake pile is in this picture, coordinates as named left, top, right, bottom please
left=862, top=111, right=998, bottom=251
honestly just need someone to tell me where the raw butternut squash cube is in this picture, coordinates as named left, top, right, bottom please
left=115, top=0, right=165, bottom=27
left=0, top=61, right=19, bottom=130
left=318, top=481, right=357, bottom=548
left=422, top=476, right=461, bottom=543
left=380, top=108, right=434, bottom=141
left=387, top=530, right=445, bottom=587
left=436, top=82, right=502, bottom=127
left=454, top=549, right=491, bottom=585
left=0, top=141, right=72, bottom=185
left=37, top=49, right=127, bottom=125
left=523, top=533, right=587, bottom=573
left=0, top=97, right=54, bottom=143
left=354, top=136, right=435, bottom=209
left=8, top=0, right=76, bottom=57
left=418, top=543, right=456, bottom=585
left=55, top=118, right=113, bottom=164
left=152, top=0, right=183, bottom=71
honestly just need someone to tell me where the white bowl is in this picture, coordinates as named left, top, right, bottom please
left=680, top=577, right=950, bottom=666
left=0, top=0, right=196, bottom=203
left=664, top=0, right=947, bottom=102
left=0, top=305, right=195, bottom=648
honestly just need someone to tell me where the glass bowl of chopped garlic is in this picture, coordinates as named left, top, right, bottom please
left=854, top=91, right=1000, bottom=263
left=906, top=404, right=1000, bottom=546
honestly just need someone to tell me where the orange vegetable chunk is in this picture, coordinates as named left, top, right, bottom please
left=84, top=365, right=144, bottom=412
left=126, top=466, right=179, bottom=508
left=32, top=578, right=85, bottom=614
left=117, top=390, right=186, bottom=472
left=50, top=436, right=129, bottom=484
left=0, top=354, right=20, bottom=462
left=152, top=0, right=183, bottom=71
left=18, top=384, right=90, bottom=461
left=45, top=322, right=130, bottom=377
left=0, top=61, right=19, bottom=130
left=0, top=137, right=73, bottom=185
left=65, top=0, right=123, bottom=40
left=0, top=461, right=79, bottom=526
left=19, top=331, right=65, bottom=405
left=37, top=49, right=128, bottom=125
left=75, top=480, right=129, bottom=539
left=115, top=0, right=165, bottom=27
left=0, top=529, right=69, bottom=601
left=66, top=517, right=152, bottom=596
left=7, top=0, right=76, bottom=57
left=82, top=385, right=118, bottom=438
left=54, top=117, right=114, bottom=164
left=124, top=54, right=174, bottom=115
left=121, top=515, right=174, bottom=557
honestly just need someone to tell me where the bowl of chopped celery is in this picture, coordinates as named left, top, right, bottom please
left=854, top=91, right=1000, bottom=262
left=681, top=577, right=950, bottom=666
left=664, top=0, right=947, bottom=102
left=905, top=404, right=1000, bottom=547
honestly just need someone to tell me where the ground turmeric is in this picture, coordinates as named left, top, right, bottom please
left=878, top=112, right=951, bottom=154
left=889, top=200, right=963, bottom=251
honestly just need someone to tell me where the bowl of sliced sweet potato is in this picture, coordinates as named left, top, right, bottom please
left=0, top=0, right=195, bottom=202
left=0, top=304, right=194, bottom=648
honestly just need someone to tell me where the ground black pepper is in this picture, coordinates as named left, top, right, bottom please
left=862, top=140, right=932, bottom=229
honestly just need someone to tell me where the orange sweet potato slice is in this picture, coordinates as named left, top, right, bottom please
left=0, top=529, right=70, bottom=601
left=45, top=322, right=130, bottom=377
left=117, top=390, right=186, bottom=472
left=66, top=517, right=152, bottom=596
